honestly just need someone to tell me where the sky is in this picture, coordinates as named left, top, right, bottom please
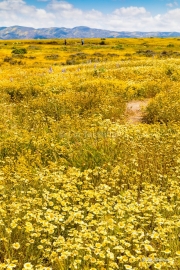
left=1, top=0, right=180, bottom=31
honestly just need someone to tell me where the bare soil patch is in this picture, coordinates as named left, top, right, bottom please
left=126, top=99, right=150, bottom=124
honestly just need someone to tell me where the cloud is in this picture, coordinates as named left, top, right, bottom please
left=113, top=6, right=147, bottom=16
left=46, top=1, right=103, bottom=28
left=106, top=6, right=152, bottom=31
left=0, top=0, right=55, bottom=27
left=167, top=3, right=173, bottom=7
left=47, top=0, right=74, bottom=11
left=166, top=1, right=178, bottom=8
left=0, top=0, right=180, bottom=31
left=166, top=2, right=178, bottom=8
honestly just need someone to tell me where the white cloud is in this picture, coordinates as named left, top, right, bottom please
left=0, top=0, right=55, bottom=27
left=47, top=0, right=74, bottom=11
left=166, top=1, right=178, bottom=8
left=113, top=6, right=147, bottom=16
left=167, top=3, right=173, bottom=7
left=0, top=0, right=180, bottom=31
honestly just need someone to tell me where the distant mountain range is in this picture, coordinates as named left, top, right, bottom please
left=0, top=26, right=180, bottom=39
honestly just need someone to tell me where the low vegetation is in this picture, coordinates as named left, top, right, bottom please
left=0, top=37, right=180, bottom=270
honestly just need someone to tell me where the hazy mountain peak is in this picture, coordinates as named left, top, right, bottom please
left=0, top=25, right=180, bottom=39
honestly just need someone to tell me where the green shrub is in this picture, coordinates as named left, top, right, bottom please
left=99, top=41, right=106, bottom=45
left=114, top=44, right=124, bottom=50
left=12, top=48, right=27, bottom=54
left=167, top=43, right=174, bottom=47
left=44, top=54, right=59, bottom=60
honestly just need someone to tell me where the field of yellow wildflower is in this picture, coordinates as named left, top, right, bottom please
left=0, top=37, right=180, bottom=270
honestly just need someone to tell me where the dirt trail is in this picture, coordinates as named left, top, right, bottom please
left=125, top=99, right=150, bottom=124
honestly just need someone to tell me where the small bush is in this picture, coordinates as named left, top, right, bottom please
left=44, top=54, right=59, bottom=60
left=70, top=53, right=88, bottom=59
left=4, top=56, right=12, bottom=62
left=107, top=53, right=119, bottom=57
left=46, top=41, right=59, bottom=45
left=124, top=53, right=132, bottom=57
left=136, top=50, right=155, bottom=57
left=28, top=56, right=36, bottom=59
left=3, top=56, right=25, bottom=65
left=66, top=59, right=76, bottom=65
left=99, top=41, right=106, bottom=45
left=167, top=43, right=174, bottom=47
left=143, top=89, right=180, bottom=124
left=93, top=52, right=103, bottom=57
left=114, top=44, right=124, bottom=50
left=12, top=54, right=25, bottom=59
left=12, top=48, right=27, bottom=54
left=28, top=45, right=40, bottom=50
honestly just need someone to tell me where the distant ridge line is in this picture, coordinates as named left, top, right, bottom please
left=0, top=26, right=180, bottom=39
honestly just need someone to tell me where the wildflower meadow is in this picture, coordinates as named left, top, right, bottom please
left=0, top=37, right=180, bottom=269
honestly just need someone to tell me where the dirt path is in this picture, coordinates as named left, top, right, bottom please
left=125, top=99, right=150, bottom=124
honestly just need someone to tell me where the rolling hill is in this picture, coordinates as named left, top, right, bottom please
left=0, top=25, right=180, bottom=39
